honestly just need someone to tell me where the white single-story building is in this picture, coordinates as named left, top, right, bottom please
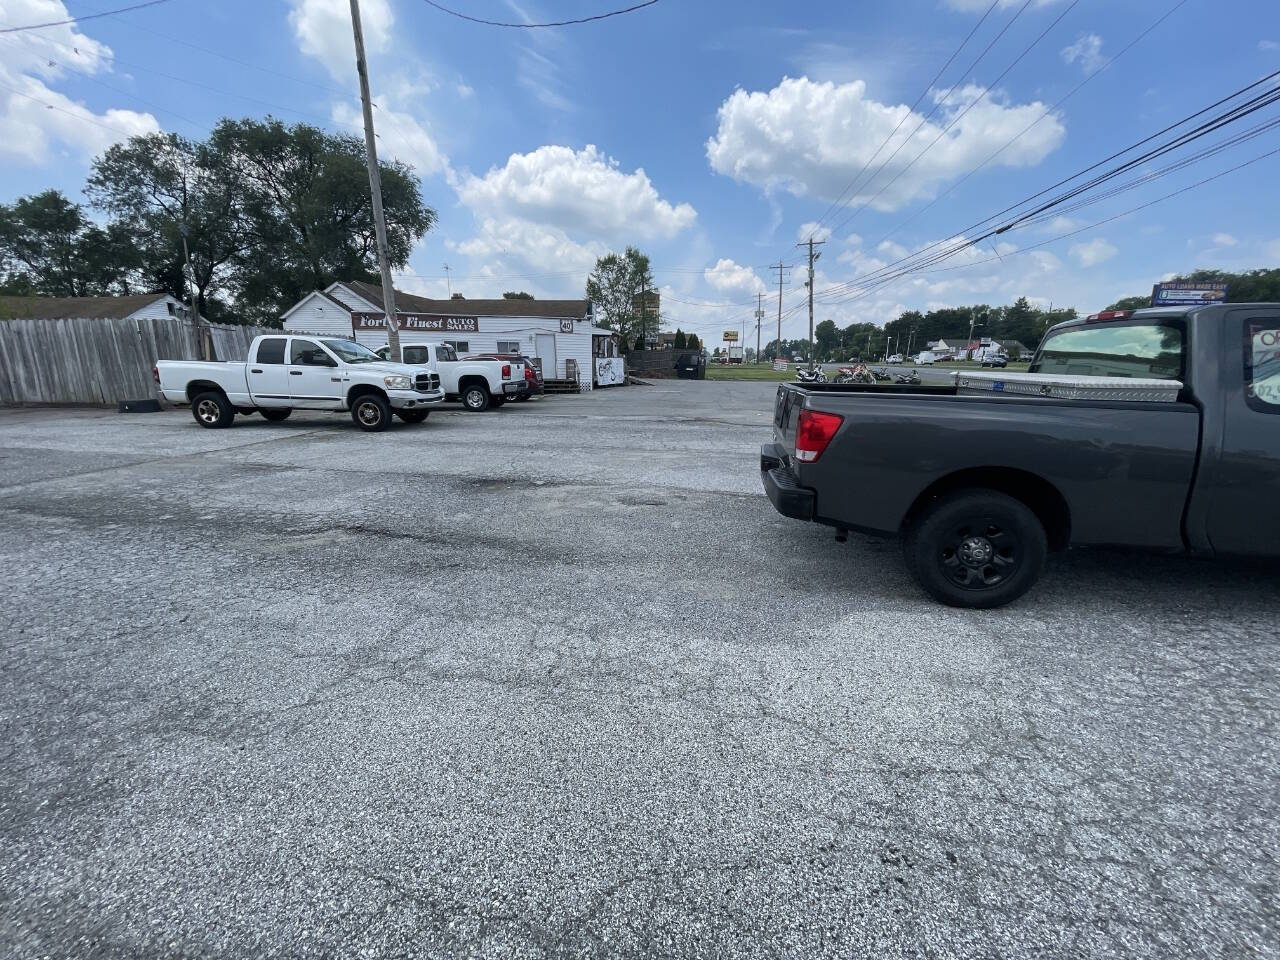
left=280, top=281, right=623, bottom=390
left=0, top=292, right=204, bottom=324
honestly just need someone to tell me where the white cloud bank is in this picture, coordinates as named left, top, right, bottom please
left=706, top=76, right=1065, bottom=211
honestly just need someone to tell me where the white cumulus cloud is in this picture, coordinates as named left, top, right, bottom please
left=0, top=1, right=158, bottom=165
left=1069, top=237, right=1118, bottom=267
left=331, top=97, right=448, bottom=177
left=289, top=0, right=392, bottom=81
left=1061, top=34, right=1106, bottom=74
left=1211, top=232, right=1238, bottom=248
left=796, top=222, right=833, bottom=243
left=704, top=259, right=766, bottom=295
left=706, top=76, right=1065, bottom=211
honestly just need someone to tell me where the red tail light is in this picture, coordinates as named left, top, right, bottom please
left=502, top=364, right=511, bottom=379
left=1086, top=310, right=1131, bottom=322
left=152, top=365, right=160, bottom=384
left=525, top=367, right=535, bottom=382
left=795, top=409, right=844, bottom=463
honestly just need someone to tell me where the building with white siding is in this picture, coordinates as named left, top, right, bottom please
left=0, top=293, right=205, bottom=324
left=280, top=281, right=623, bottom=390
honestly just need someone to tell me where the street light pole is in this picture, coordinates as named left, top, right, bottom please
left=349, top=0, right=400, bottom=361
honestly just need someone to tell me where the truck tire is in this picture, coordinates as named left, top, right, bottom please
left=191, top=391, right=234, bottom=429
left=260, top=409, right=292, bottom=422
left=461, top=384, right=491, bottom=412
left=903, top=488, right=1046, bottom=609
left=351, top=393, right=392, bottom=432
left=396, top=409, right=429, bottom=424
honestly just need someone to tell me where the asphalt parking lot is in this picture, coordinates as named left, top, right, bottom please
left=1, top=380, right=1277, bottom=959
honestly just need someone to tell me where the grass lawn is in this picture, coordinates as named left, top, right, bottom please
left=704, top=364, right=796, bottom=381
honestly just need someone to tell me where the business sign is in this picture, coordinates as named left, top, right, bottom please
left=1151, top=282, right=1228, bottom=306
left=351, top=312, right=480, bottom=332
left=723, top=330, right=739, bottom=342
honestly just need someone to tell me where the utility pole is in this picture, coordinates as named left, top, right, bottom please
left=443, top=263, right=452, bottom=297
left=177, top=223, right=208, bottom=361
left=349, top=0, right=400, bottom=361
left=770, top=261, right=788, bottom=363
left=754, top=292, right=764, bottom=365
left=796, top=238, right=824, bottom=367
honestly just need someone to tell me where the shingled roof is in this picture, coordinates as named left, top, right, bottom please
left=345, top=281, right=591, bottom=321
left=0, top=293, right=170, bottom=320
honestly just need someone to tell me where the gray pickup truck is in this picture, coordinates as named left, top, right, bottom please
left=761, top=303, right=1280, bottom=607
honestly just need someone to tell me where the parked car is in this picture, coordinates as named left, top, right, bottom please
left=887, top=354, right=904, bottom=364
left=155, top=334, right=444, bottom=432
left=376, top=342, right=525, bottom=411
left=981, top=355, right=1009, bottom=368
left=760, top=304, right=1280, bottom=608
left=466, top=353, right=544, bottom=400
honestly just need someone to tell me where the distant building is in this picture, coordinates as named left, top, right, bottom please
left=633, top=290, right=660, bottom=325
left=0, top=293, right=205, bottom=324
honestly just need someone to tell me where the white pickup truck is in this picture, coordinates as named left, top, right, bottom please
left=375, top=341, right=525, bottom=412
left=155, top=334, right=444, bottom=432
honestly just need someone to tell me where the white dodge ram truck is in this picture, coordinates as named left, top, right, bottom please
left=155, top=334, right=444, bottom=432
left=375, top=342, right=525, bottom=412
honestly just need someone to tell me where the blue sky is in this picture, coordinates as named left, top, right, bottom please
left=3, top=0, right=1279, bottom=341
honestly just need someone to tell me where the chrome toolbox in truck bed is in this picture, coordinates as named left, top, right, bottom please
left=954, top=371, right=1183, bottom=403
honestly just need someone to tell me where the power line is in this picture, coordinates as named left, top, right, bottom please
left=421, top=0, right=660, bottom=28
left=814, top=67, right=1280, bottom=300
left=826, top=0, right=1081, bottom=240
left=805, top=0, right=1003, bottom=238
left=0, top=0, right=176, bottom=35
left=870, top=0, right=1192, bottom=254
left=0, top=79, right=153, bottom=139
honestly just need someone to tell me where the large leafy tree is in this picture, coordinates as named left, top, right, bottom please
left=1107, top=269, right=1280, bottom=309
left=209, top=118, right=435, bottom=323
left=585, top=246, right=654, bottom=347
left=87, top=132, right=246, bottom=319
left=0, top=190, right=141, bottom=297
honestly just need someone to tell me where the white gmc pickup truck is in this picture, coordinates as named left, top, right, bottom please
left=155, top=334, right=445, bottom=431
left=374, top=341, right=525, bottom=412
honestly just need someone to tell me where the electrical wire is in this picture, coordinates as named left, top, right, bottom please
left=0, top=79, right=152, bottom=139
left=804, top=0, right=1003, bottom=238
left=421, top=0, right=660, bottom=28
left=0, top=0, right=175, bottom=34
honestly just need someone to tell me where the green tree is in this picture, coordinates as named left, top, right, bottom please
left=686, top=334, right=700, bottom=350
left=1105, top=295, right=1152, bottom=311
left=0, top=190, right=142, bottom=297
left=814, top=318, right=840, bottom=360
left=87, top=132, right=247, bottom=319
left=585, top=246, right=654, bottom=347
left=209, top=117, right=434, bottom=323
left=502, top=290, right=534, bottom=299
left=673, top=328, right=687, bottom=349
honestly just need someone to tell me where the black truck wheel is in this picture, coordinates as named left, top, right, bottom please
left=461, top=384, right=491, bottom=412
left=260, top=409, right=292, bottom=422
left=191, top=391, right=235, bottom=429
left=904, top=488, right=1046, bottom=609
left=396, top=409, right=429, bottom=424
left=351, top=393, right=392, bottom=432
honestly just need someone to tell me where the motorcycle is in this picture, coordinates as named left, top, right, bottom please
left=894, top=368, right=921, bottom=385
left=872, top=367, right=892, bottom=382
left=795, top=366, right=828, bottom=384
left=834, top=364, right=876, bottom=385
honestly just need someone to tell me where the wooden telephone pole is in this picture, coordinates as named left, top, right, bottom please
left=349, top=0, right=400, bottom=361
left=796, top=237, right=824, bottom=367
left=770, top=261, right=789, bottom=362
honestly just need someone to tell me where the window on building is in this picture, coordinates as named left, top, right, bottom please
left=442, top=340, right=469, bottom=354
left=256, top=337, right=287, bottom=364
left=496, top=340, right=521, bottom=354
left=1247, top=323, right=1280, bottom=411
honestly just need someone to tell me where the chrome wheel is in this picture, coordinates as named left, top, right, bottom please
left=195, top=399, right=221, bottom=425
left=356, top=400, right=382, bottom=426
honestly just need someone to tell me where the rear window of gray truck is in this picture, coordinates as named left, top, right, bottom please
left=1030, top=322, right=1184, bottom=379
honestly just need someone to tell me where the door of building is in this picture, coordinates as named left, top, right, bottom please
left=536, top=333, right=558, bottom=379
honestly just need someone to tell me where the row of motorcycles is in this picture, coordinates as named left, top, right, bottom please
left=794, top=363, right=921, bottom=386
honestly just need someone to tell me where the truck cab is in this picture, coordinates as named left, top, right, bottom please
left=375, top=342, right=526, bottom=412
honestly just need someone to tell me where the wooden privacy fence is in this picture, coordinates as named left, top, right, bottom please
left=0, top=316, right=289, bottom=406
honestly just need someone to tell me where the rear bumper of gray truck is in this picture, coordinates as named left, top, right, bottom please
left=760, top=443, right=815, bottom=522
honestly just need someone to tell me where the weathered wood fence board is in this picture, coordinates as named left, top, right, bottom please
left=0, top=316, right=300, bottom=406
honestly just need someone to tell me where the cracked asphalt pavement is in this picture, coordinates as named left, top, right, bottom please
left=1, top=380, right=1277, bottom=959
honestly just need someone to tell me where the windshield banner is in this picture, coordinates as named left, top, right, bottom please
left=351, top=312, right=480, bottom=332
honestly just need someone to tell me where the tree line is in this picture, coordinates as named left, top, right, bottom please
left=0, top=118, right=435, bottom=325
left=1105, top=268, right=1280, bottom=310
